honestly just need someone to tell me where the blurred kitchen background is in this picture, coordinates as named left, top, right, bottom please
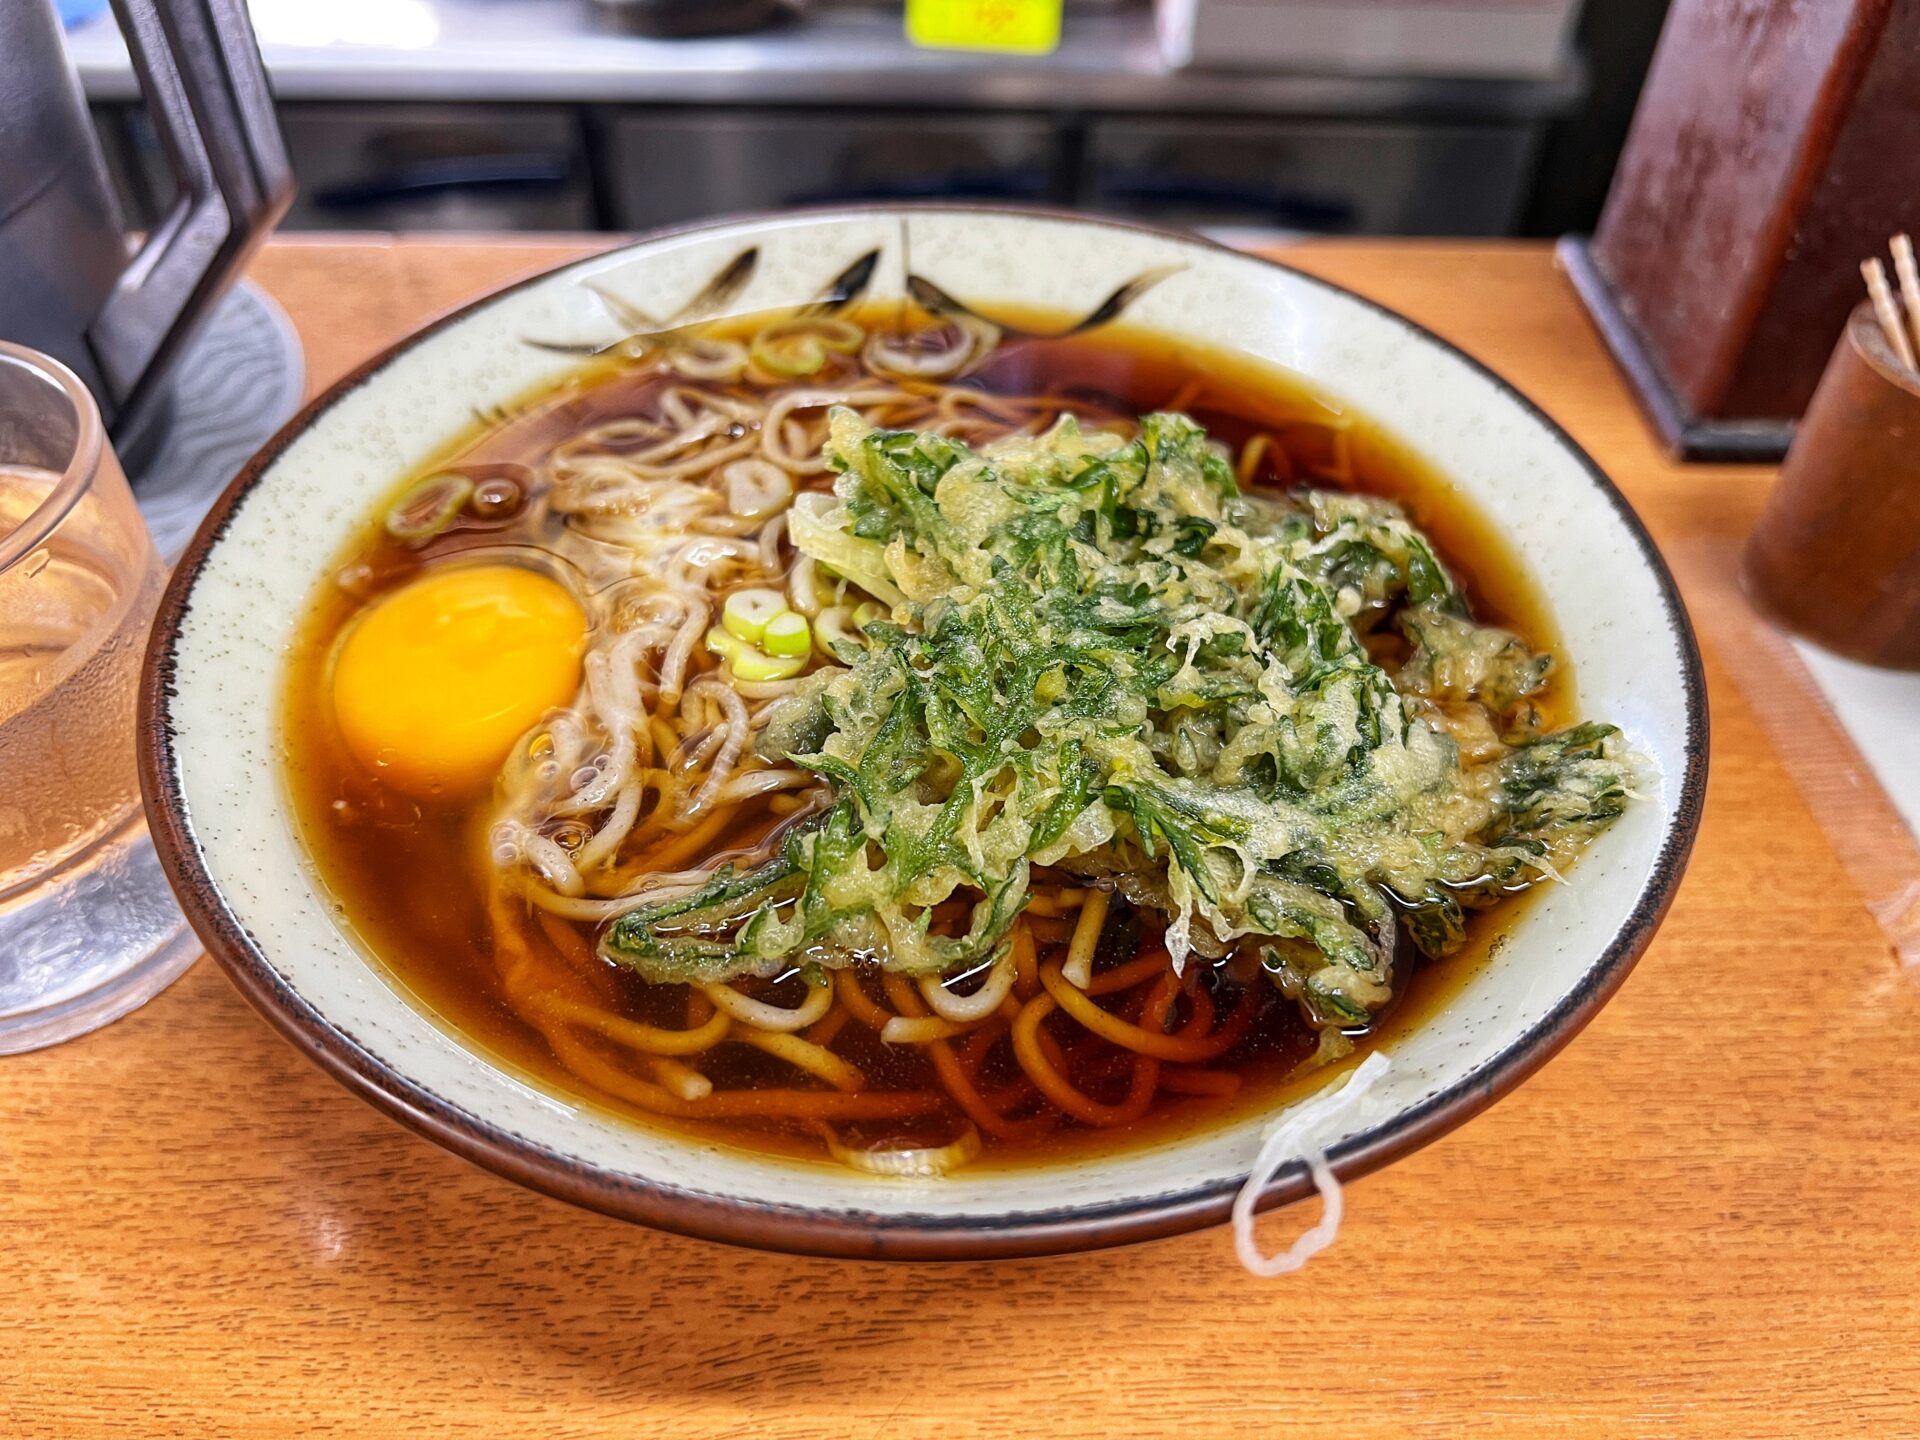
left=62, top=0, right=1669, bottom=244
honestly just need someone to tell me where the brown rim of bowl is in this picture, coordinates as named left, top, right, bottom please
left=138, top=203, right=1710, bottom=1262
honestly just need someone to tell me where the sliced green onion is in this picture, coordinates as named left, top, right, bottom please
left=706, top=625, right=808, bottom=682
left=793, top=317, right=863, bottom=351
left=860, top=315, right=999, bottom=381
left=669, top=336, right=748, bottom=382
left=749, top=317, right=865, bottom=378
left=812, top=604, right=853, bottom=652
left=814, top=1121, right=982, bottom=1177
left=811, top=602, right=887, bottom=662
left=761, top=610, right=811, bottom=657
left=732, top=649, right=807, bottom=682
left=723, top=458, right=794, bottom=520
left=722, top=588, right=785, bottom=643
left=385, top=473, right=473, bottom=543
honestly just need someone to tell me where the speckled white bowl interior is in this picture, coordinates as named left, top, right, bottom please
left=144, top=209, right=1705, bottom=1258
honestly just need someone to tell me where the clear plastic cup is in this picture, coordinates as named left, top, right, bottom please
left=0, top=341, right=197, bottom=1052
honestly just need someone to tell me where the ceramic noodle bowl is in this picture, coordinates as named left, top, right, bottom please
left=141, top=208, right=1707, bottom=1259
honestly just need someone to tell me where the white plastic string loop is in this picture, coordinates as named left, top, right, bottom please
left=1232, top=1051, right=1391, bottom=1277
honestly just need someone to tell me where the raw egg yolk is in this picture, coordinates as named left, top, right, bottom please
left=331, top=565, right=585, bottom=800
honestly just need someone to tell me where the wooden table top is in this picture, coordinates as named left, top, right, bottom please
left=7, top=235, right=1919, bottom=1438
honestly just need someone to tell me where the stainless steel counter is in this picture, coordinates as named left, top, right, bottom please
left=67, top=1, right=1581, bottom=116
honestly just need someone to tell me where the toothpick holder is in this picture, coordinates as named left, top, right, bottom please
left=1743, top=301, right=1920, bottom=670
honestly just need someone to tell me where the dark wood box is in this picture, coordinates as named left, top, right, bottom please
left=1562, top=0, right=1920, bottom=461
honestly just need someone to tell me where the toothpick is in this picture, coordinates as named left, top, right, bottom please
left=1862, top=257, right=1916, bottom=370
left=1891, top=234, right=1920, bottom=359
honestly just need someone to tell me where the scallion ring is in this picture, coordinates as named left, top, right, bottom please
left=749, top=317, right=865, bottom=378
left=721, top=588, right=786, bottom=644
left=761, top=610, right=812, bottom=657
left=669, top=336, right=749, bottom=382
left=722, top=458, right=794, bottom=520
left=705, top=626, right=807, bottom=682
left=812, top=1121, right=982, bottom=1177
left=385, top=473, right=474, bottom=543
left=860, top=315, right=999, bottom=381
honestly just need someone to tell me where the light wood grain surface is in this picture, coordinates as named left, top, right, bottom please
left=6, top=236, right=1918, bottom=1438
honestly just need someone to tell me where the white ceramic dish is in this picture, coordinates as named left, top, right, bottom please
left=141, top=207, right=1707, bottom=1259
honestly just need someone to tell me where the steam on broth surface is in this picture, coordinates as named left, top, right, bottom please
left=284, top=301, right=1633, bottom=1173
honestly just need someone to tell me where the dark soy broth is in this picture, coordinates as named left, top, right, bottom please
left=283, top=305, right=1569, bottom=1168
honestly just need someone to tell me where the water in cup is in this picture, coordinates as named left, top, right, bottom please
left=0, top=462, right=163, bottom=894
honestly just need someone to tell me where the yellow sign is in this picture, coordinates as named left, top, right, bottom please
left=905, top=0, right=1063, bottom=55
